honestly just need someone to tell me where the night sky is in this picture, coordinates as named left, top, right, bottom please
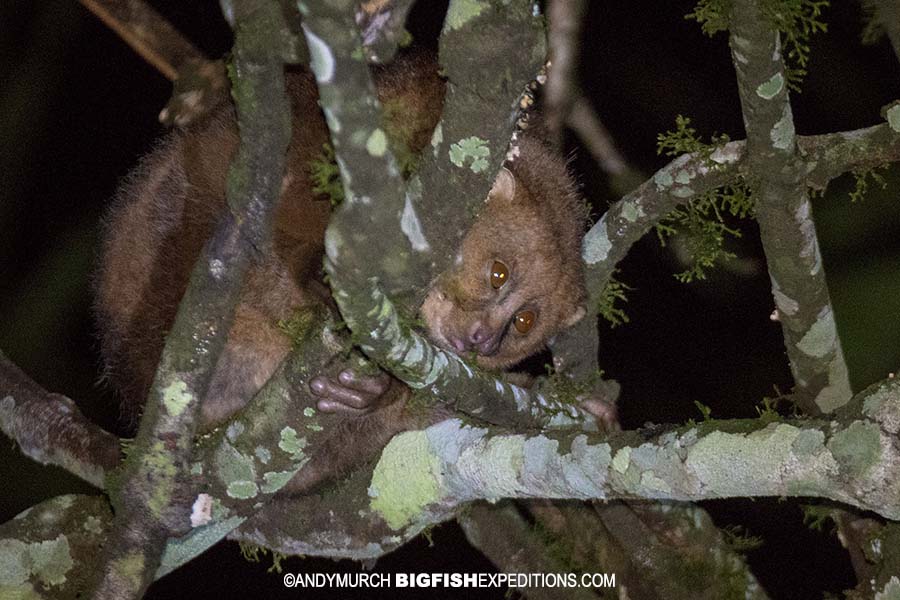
left=2, top=1, right=900, bottom=598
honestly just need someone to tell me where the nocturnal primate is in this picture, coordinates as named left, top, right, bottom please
left=96, top=51, right=607, bottom=494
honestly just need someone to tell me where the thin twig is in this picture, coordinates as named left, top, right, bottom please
left=77, top=0, right=206, bottom=81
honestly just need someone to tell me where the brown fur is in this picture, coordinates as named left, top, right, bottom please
left=97, top=51, right=588, bottom=494
left=96, top=70, right=334, bottom=429
left=420, top=136, right=588, bottom=370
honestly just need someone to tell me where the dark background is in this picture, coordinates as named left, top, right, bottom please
left=2, top=0, right=899, bottom=598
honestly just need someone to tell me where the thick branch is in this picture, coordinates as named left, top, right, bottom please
left=88, top=3, right=292, bottom=597
left=363, top=377, right=900, bottom=532
left=302, top=0, right=591, bottom=429
left=529, top=501, right=767, bottom=600
left=459, top=502, right=600, bottom=600
left=729, top=0, right=851, bottom=414
left=0, top=351, right=120, bottom=488
left=411, top=0, right=546, bottom=296
left=4, top=378, right=898, bottom=592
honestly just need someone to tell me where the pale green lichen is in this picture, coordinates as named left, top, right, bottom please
left=887, top=105, right=900, bottom=133
left=612, top=447, right=631, bottom=474
left=582, top=216, right=612, bottom=265
left=0, top=584, right=41, bottom=599
left=365, top=128, right=387, bottom=157
left=144, top=441, right=177, bottom=518
left=460, top=435, right=526, bottom=501
left=0, top=540, right=31, bottom=586
left=430, top=123, right=443, bottom=157
left=301, top=25, right=334, bottom=83
left=449, top=136, right=490, bottom=173
left=686, top=424, right=802, bottom=495
left=278, top=426, right=306, bottom=461
left=254, top=446, right=271, bottom=464
left=225, top=421, right=245, bottom=442
left=772, top=288, right=799, bottom=316
left=560, top=436, right=611, bottom=495
left=791, top=429, right=825, bottom=456
left=827, top=420, right=881, bottom=476
left=812, top=356, right=852, bottom=413
left=162, top=380, right=192, bottom=417
left=83, top=515, right=104, bottom=535
left=756, top=73, right=784, bottom=100
left=401, top=194, right=430, bottom=252
left=770, top=104, right=795, bottom=149
left=674, top=170, right=693, bottom=185
left=303, top=407, right=316, bottom=418
left=0, top=535, right=73, bottom=588
left=215, top=441, right=257, bottom=498
left=620, top=201, right=645, bottom=222
left=443, top=0, right=488, bottom=31
left=875, top=575, right=900, bottom=600
left=324, top=227, right=343, bottom=262
left=796, top=307, right=836, bottom=358
left=261, top=471, right=295, bottom=494
left=226, top=480, right=259, bottom=499
left=654, top=170, right=674, bottom=190
left=862, top=380, right=900, bottom=434
left=369, top=431, right=442, bottom=530
left=640, top=471, right=672, bottom=494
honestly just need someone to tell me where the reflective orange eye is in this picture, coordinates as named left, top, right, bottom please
left=490, top=261, right=509, bottom=289
left=514, top=310, right=535, bottom=333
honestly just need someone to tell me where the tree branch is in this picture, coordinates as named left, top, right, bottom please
left=729, top=0, right=851, bottom=415
left=363, top=376, right=900, bottom=532
left=545, top=0, right=587, bottom=149
left=88, top=2, right=293, bottom=597
left=408, top=0, right=547, bottom=296
left=77, top=0, right=204, bottom=81
left=3, top=376, right=897, bottom=596
left=864, top=0, right=900, bottom=63
left=459, top=502, right=601, bottom=600
left=0, top=351, right=120, bottom=488
left=77, top=0, right=230, bottom=127
left=300, top=0, right=592, bottom=430
left=529, top=501, right=768, bottom=599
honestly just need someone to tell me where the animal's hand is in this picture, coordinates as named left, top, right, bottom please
left=580, top=393, right=620, bottom=433
left=309, top=370, right=392, bottom=415
left=576, top=377, right=621, bottom=433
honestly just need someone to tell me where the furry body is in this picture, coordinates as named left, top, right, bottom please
left=95, top=53, right=589, bottom=493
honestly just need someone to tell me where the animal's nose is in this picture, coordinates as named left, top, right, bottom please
left=469, top=322, right=491, bottom=345
left=469, top=321, right=500, bottom=356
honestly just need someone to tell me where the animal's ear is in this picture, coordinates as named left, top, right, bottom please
left=488, top=167, right=516, bottom=201
left=563, top=304, right=587, bottom=328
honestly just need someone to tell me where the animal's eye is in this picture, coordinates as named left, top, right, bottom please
left=490, top=260, right=509, bottom=289
left=513, top=310, right=535, bottom=334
